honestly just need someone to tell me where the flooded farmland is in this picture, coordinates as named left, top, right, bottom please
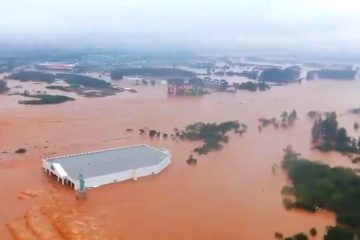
left=1, top=79, right=360, bottom=240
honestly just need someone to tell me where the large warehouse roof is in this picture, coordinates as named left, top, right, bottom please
left=44, top=145, right=170, bottom=181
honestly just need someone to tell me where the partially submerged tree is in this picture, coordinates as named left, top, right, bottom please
left=0, top=79, right=9, bottom=93
left=311, top=112, right=360, bottom=153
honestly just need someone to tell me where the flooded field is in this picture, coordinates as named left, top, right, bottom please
left=1, top=79, right=360, bottom=239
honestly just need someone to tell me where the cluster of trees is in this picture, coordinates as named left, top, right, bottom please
left=307, top=69, right=357, bottom=80
left=110, top=68, right=195, bottom=80
left=324, top=226, right=355, bottom=240
left=233, top=81, right=270, bottom=92
left=281, top=147, right=360, bottom=238
left=258, top=110, right=297, bottom=130
left=276, top=226, right=353, bottom=240
left=18, top=94, right=75, bottom=105
left=139, top=128, right=169, bottom=139
left=0, top=79, right=9, bottom=93
left=311, top=112, right=360, bottom=153
left=180, top=121, right=247, bottom=155
left=186, top=155, right=197, bottom=165
left=280, top=110, right=297, bottom=128
left=258, top=118, right=277, bottom=128
left=259, top=66, right=301, bottom=83
left=307, top=110, right=322, bottom=120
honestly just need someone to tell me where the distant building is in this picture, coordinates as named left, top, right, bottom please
left=38, top=62, right=75, bottom=71
left=167, top=78, right=203, bottom=95
left=202, top=78, right=228, bottom=91
left=42, top=144, right=171, bottom=190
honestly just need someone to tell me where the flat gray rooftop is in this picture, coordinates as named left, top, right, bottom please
left=45, top=145, right=170, bottom=181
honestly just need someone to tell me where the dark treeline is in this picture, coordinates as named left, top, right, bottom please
left=7, top=71, right=110, bottom=89
left=281, top=147, right=360, bottom=239
left=311, top=112, right=360, bottom=153
left=7, top=71, right=55, bottom=83
left=110, top=68, right=195, bottom=80
left=233, top=81, right=270, bottom=92
left=18, top=94, right=75, bottom=105
left=259, top=66, right=301, bottom=83
left=307, top=69, right=358, bottom=80
left=57, top=73, right=110, bottom=88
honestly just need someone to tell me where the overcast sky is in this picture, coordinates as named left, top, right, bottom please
left=1, top=0, right=360, bottom=53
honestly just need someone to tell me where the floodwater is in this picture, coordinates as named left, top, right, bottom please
left=1, top=79, right=360, bottom=239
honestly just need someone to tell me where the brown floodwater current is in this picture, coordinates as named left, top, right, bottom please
left=1, top=79, right=360, bottom=239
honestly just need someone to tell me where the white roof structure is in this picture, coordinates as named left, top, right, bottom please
left=42, top=144, right=171, bottom=190
left=52, top=163, right=68, bottom=178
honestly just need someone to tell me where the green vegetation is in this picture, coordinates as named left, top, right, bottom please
left=110, top=68, right=195, bottom=80
left=18, top=94, right=75, bottom=105
left=311, top=112, right=360, bottom=153
left=0, top=80, right=9, bottom=93
left=281, top=186, right=295, bottom=195
left=258, top=118, right=277, bottom=127
left=46, top=85, right=75, bottom=91
left=280, top=110, right=297, bottom=128
left=259, top=66, right=301, bottom=83
left=307, top=110, right=321, bottom=120
left=258, top=110, right=297, bottom=130
left=8, top=71, right=110, bottom=89
left=56, top=73, right=110, bottom=88
left=149, top=130, right=158, bottom=138
left=307, top=69, right=357, bottom=80
left=180, top=121, right=247, bottom=155
left=186, top=155, right=198, bottom=165
left=233, top=81, right=270, bottom=92
left=7, top=71, right=55, bottom=83
left=282, top=147, right=360, bottom=232
left=282, top=233, right=309, bottom=240
left=324, top=226, right=354, bottom=240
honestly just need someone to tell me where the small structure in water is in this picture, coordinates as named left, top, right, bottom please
left=167, top=78, right=204, bottom=95
left=42, top=144, right=171, bottom=190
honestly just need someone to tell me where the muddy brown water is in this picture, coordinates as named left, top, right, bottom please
left=1, top=79, right=360, bottom=239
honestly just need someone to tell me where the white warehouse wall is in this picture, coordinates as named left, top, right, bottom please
left=77, top=156, right=171, bottom=190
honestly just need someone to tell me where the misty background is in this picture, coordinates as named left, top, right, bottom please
left=0, top=0, right=359, bottom=57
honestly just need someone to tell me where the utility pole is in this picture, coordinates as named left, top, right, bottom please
left=76, top=173, right=86, bottom=200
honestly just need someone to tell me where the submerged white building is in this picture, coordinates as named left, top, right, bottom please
left=42, top=144, right=171, bottom=190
